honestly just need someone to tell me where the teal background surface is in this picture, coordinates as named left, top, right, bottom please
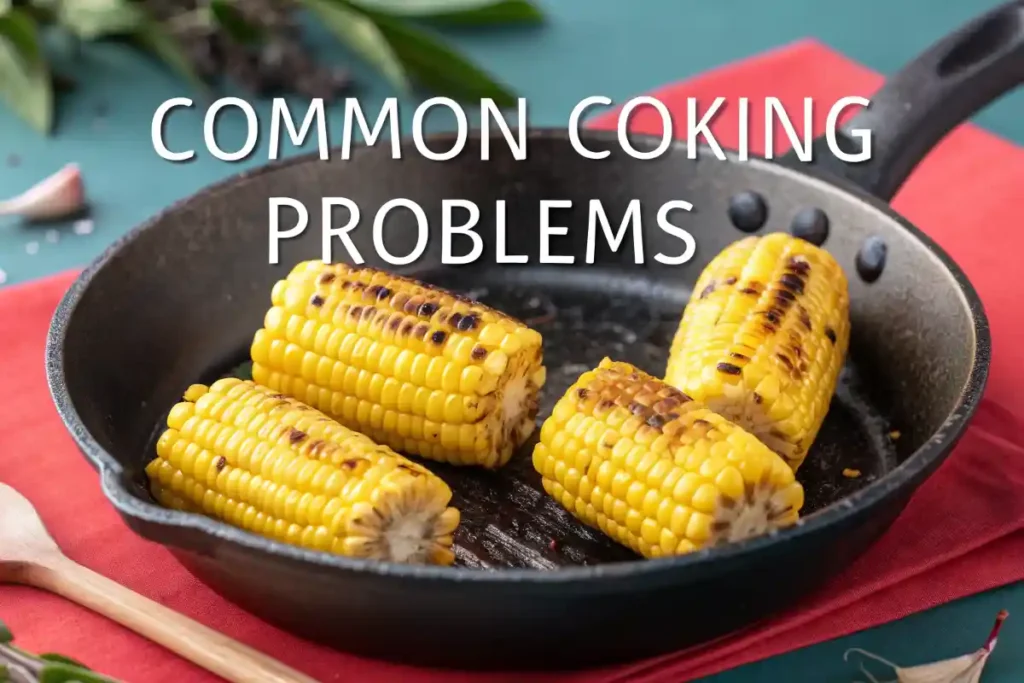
left=0, top=0, right=1021, bottom=680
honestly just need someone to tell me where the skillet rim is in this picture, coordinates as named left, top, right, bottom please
left=45, top=128, right=991, bottom=585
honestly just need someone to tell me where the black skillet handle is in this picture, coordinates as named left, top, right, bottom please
left=789, top=1, right=1024, bottom=201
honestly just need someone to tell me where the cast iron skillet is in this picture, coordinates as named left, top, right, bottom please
left=46, top=1, right=1021, bottom=671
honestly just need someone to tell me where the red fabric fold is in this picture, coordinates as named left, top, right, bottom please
left=1, top=41, right=1022, bottom=683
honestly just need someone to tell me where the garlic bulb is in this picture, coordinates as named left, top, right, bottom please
left=846, top=610, right=1008, bottom=683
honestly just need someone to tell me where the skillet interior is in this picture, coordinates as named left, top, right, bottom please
left=190, top=266, right=896, bottom=569
left=50, top=131, right=984, bottom=666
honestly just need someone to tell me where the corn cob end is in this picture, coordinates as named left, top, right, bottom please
left=146, top=379, right=460, bottom=565
left=533, top=359, right=804, bottom=558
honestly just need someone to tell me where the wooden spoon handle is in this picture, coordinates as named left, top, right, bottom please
left=30, top=557, right=319, bottom=683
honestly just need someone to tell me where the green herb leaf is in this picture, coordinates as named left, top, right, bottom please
left=0, top=0, right=11, bottom=16
left=0, top=9, right=53, bottom=133
left=39, top=661, right=119, bottom=683
left=56, top=0, right=144, bottom=40
left=363, top=8, right=518, bottom=107
left=39, top=653, right=92, bottom=669
left=209, top=0, right=264, bottom=45
left=228, top=360, right=253, bottom=381
left=0, top=621, right=11, bottom=644
left=349, top=0, right=543, bottom=25
left=130, top=15, right=207, bottom=94
left=302, top=0, right=410, bottom=93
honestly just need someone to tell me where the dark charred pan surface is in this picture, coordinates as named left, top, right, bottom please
left=173, top=267, right=896, bottom=570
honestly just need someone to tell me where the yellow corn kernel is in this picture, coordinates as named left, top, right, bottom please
left=145, top=378, right=460, bottom=565
left=533, top=358, right=804, bottom=558
left=664, top=233, right=850, bottom=470
left=250, top=261, right=546, bottom=468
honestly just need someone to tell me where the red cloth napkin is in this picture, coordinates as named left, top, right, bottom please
left=2, top=40, right=1023, bottom=683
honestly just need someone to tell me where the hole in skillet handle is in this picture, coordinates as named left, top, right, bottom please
left=780, top=1, right=1024, bottom=202
left=937, top=6, right=1024, bottom=77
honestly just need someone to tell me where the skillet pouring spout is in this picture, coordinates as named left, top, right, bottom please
left=44, top=2, right=1006, bottom=671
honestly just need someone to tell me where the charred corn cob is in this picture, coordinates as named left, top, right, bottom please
left=145, top=378, right=460, bottom=565
left=664, top=233, right=850, bottom=470
left=250, top=261, right=546, bottom=468
left=533, top=359, right=804, bottom=558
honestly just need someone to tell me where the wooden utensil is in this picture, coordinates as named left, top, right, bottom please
left=0, top=483, right=320, bottom=683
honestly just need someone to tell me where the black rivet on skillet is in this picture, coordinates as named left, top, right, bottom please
left=790, top=207, right=830, bottom=246
left=727, top=191, right=768, bottom=233
left=856, top=236, right=888, bottom=282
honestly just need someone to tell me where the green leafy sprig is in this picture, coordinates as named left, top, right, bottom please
left=0, top=0, right=543, bottom=134
left=0, top=619, right=122, bottom=683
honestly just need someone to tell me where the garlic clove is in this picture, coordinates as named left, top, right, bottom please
left=845, top=610, right=1008, bottom=683
left=0, top=163, right=87, bottom=221
left=894, top=652, right=986, bottom=683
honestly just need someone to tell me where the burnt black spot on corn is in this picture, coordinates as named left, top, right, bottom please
left=146, top=379, right=459, bottom=565
left=788, top=256, right=811, bottom=274
left=319, top=273, right=336, bottom=285
left=533, top=359, right=804, bottom=558
left=826, top=327, right=837, bottom=344
left=779, top=273, right=805, bottom=294
left=251, top=261, right=547, bottom=468
left=739, top=287, right=760, bottom=296
left=310, top=294, right=325, bottom=307
left=665, top=233, right=851, bottom=470
left=724, top=276, right=737, bottom=285
left=288, top=427, right=307, bottom=444
left=699, top=282, right=717, bottom=299
left=717, top=362, right=743, bottom=375
left=646, top=414, right=666, bottom=429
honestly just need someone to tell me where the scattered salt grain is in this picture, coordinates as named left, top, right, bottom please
left=25, top=241, right=39, bottom=256
left=73, top=218, right=94, bottom=235
left=45, top=229, right=60, bottom=243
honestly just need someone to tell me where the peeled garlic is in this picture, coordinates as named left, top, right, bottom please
left=846, top=610, right=1007, bottom=683
left=0, top=163, right=87, bottom=221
